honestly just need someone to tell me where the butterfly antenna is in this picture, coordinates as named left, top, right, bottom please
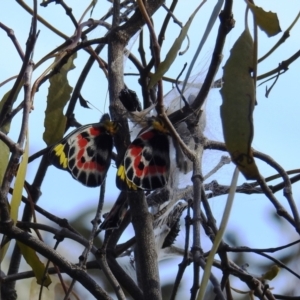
left=85, top=100, right=104, bottom=115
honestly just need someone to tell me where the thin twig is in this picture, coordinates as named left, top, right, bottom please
left=55, top=0, right=78, bottom=28
left=189, top=123, right=205, bottom=299
left=226, top=245, right=300, bottom=280
left=0, top=22, right=25, bottom=60
left=0, top=224, right=113, bottom=299
left=258, top=11, right=300, bottom=63
left=16, top=0, right=68, bottom=39
left=204, top=140, right=297, bottom=228
left=170, top=201, right=192, bottom=300
left=20, top=196, right=80, bottom=234
left=138, top=29, right=147, bottom=67
left=136, top=0, right=164, bottom=107
left=0, top=132, right=20, bottom=151
left=257, top=49, right=300, bottom=81
left=255, top=150, right=300, bottom=232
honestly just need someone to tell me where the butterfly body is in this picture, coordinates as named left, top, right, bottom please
left=49, top=120, right=118, bottom=187
left=117, top=118, right=170, bottom=191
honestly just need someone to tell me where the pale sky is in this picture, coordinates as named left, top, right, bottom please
left=1, top=1, right=300, bottom=297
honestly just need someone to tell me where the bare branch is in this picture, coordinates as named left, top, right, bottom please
left=0, top=22, right=24, bottom=60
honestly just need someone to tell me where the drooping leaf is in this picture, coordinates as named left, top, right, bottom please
left=17, top=241, right=51, bottom=287
left=148, top=3, right=204, bottom=89
left=1, top=132, right=29, bottom=262
left=220, top=29, right=260, bottom=180
left=43, top=53, right=77, bottom=146
left=248, top=2, right=281, bottom=37
left=0, top=90, right=13, bottom=262
left=10, top=131, right=29, bottom=222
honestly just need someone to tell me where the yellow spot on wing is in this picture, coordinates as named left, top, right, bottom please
left=117, top=164, right=138, bottom=190
left=53, top=144, right=68, bottom=168
left=117, top=164, right=126, bottom=180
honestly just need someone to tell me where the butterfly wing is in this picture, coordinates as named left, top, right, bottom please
left=116, top=128, right=170, bottom=190
left=50, top=122, right=116, bottom=187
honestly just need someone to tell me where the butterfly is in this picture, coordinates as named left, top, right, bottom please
left=116, top=117, right=170, bottom=191
left=49, top=119, right=119, bottom=187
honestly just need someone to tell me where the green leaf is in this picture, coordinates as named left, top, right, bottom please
left=43, top=53, right=77, bottom=145
left=17, top=241, right=52, bottom=287
left=260, top=265, right=281, bottom=281
left=220, top=29, right=260, bottom=180
left=148, top=4, right=203, bottom=89
left=0, top=92, right=12, bottom=260
left=248, top=2, right=281, bottom=37
left=0, top=132, right=29, bottom=263
left=10, top=131, right=29, bottom=222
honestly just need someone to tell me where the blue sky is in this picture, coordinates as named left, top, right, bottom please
left=1, top=0, right=300, bottom=297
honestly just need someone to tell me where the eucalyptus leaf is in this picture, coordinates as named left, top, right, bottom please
left=248, top=2, right=281, bottom=37
left=220, top=29, right=260, bottom=180
left=43, top=53, right=77, bottom=145
left=17, top=241, right=52, bottom=287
